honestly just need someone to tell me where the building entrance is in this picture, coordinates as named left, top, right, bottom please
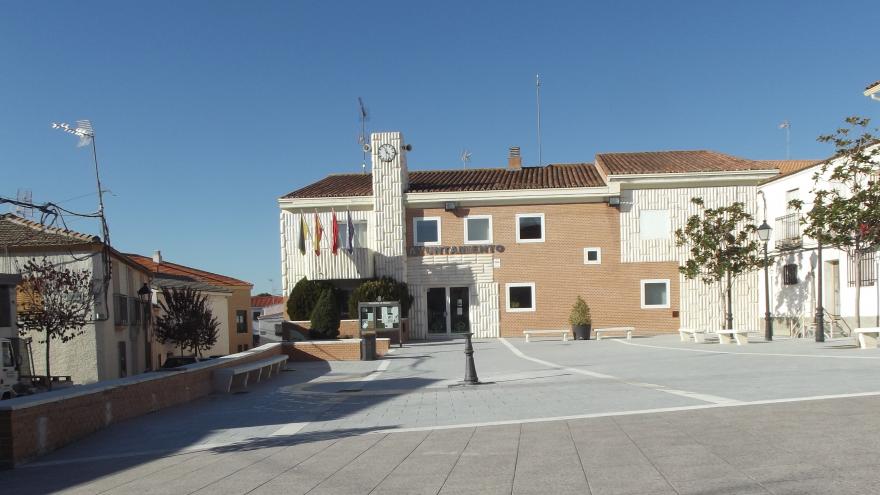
left=426, top=286, right=471, bottom=335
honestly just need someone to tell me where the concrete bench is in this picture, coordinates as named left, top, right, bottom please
left=716, top=329, right=749, bottom=345
left=523, top=329, right=569, bottom=342
left=595, top=327, right=634, bottom=340
left=212, top=355, right=289, bottom=393
left=853, top=327, right=880, bottom=349
left=679, top=327, right=707, bottom=343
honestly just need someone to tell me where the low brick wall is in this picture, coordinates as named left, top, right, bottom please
left=283, top=338, right=390, bottom=361
left=0, top=343, right=284, bottom=468
left=288, top=319, right=409, bottom=344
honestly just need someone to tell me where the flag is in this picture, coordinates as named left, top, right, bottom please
left=331, top=211, right=339, bottom=255
left=298, top=215, right=309, bottom=254
left=347, top=211, right=355, bottom=253
left=313, top=212, right=323, bottom=256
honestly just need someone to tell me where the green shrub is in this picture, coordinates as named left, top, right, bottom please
left=287, top=277, right=334, bottom=321
left=569, top=296, right=592, bottom=326
left=309, top=289, right=340, bottom=339
left=348, top=277, right=413, bottom=318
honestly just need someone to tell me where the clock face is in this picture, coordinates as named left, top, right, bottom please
left=378, top=143, right=397, bottom=162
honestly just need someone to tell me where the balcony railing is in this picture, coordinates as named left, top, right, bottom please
left=775, top=213, right=802, bottom=250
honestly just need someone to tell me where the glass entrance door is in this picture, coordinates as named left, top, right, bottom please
left=449, top=287, right=470, bottom=334
left=427, top=287, right=447, bottom=335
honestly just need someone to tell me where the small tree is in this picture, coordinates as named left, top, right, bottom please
left=569, top=296, right=592, bottom=326
left=675, top=198, right=767, bottom=330
left=348, top=277, right=413, bottom=318
left=791, top=117, right=880, bottom=328
left=309, top=289, right=340, bottom=339
left=286, top=277, right=333, bottom=321
left=17, top=258, right=95, bottom=388
left=155, top=287, right=220, bottom=357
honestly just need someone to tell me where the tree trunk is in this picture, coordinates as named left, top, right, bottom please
left=855, top=248, right=862, bottom=328
left=726, top=271, right=734, bottom=330
left=45, top=335, right=52, bottom=391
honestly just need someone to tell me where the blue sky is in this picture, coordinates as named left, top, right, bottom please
left=2, top=1, right=877, bottom=295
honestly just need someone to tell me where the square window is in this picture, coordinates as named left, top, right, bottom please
left=338, top=220, right=368, bottom=250
left=506, top=283, right=535, bottom=312
left=464, top=216, right=493, bottom=244
left=641, top=279, right=670, bottom=309
left=639, top=210, right=670, bottom=240
left=236, top=310, right=248, bottom=333
left=782, top=264, right=799, bottom=285
left=413, top=217, right=441, bottom=246
left=584, top=248, right=601, bottom=265
left=516, top=214, right=545, bottom=243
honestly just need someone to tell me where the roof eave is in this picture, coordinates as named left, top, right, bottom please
left=608, top=169, right=779, bottom=186
left=405, top=186, right=616, bottom=207
left=278, top=195, right=374, bottom=210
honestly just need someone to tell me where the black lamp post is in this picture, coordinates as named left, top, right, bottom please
left=756, top=221, right=773, bottom=341
left=137, top=282, right=153, bottom=370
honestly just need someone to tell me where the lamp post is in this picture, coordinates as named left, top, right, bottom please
left=137, top=282, right=153, bottom=370
left=757, top=221, right=773, bottom=341
left=816, top=238, right=825, bottom=342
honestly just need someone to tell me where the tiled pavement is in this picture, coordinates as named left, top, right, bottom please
left=6, top=335, right=880, bottom=494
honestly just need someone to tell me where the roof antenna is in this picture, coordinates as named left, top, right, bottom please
left=357, top=97, right=370, bottom=174
left=460, top=149, right=472, bottom=169
left=536, top=74, right=543, bottom=166
left=779, top=120, right=791, bottom=159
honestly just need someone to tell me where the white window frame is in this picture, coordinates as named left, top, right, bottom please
left=640, top=279, right=670, bottom=309
left=515, top=213, right=545, bottom=243
left=639, top=210, right=671, bottom=241
left=413, top=216, right=441, bottom=246
left=464, top=215, right=493, bottom=245
left=505, top=282, right=536, bottom=312
left=583, top=247, right=602, bottom=265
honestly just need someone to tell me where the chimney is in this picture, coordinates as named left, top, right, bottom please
left=152, top=250, right=162, bottom=264
left=508, top=146, right=522, bottom=170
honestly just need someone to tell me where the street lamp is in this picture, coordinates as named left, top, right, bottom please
left=757, top=221, right=773, bottom=341
left=137, top=283, right=153, bottom=370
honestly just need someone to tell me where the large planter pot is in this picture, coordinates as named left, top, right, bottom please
left=572, top=324, right=592, bottom=340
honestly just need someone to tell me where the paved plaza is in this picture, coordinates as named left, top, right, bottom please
left=7, top=334, right=880, bottom=494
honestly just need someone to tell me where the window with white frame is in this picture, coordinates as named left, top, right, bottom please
left=337, top=220, right=368, bottom=250
left=413, top=217, right=441, bottom=246
left=516, top=213, right=545, bottom=243
left=640, top=279, right=670, bottom=309
left=506, top=283, right=536, bottom=312
left=639, top=210, right=670, bottom=240
left=464, top=215, right=493, bottom=244
left=583, top=247, right=601, bottom=265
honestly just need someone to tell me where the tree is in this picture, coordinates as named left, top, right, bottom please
left=17, top=258, right=96, bottom=388
left=309, top=288, right=340, bottom=339
left=286, top=277, right=334, bottom=321
left=154, top=287, right=220, bottom=357
left=675, top=198, right=768, bottom=330
left=791, top=116, right=880, bottom=328
left=348, top=277, right=413, bottom=318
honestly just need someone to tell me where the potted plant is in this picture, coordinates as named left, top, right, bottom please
left=569, top=296, right=592, bottom=340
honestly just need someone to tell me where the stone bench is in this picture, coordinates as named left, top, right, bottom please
left=853, top=327, right=880, bottom=349
left=679, top=327, right=707, bottom=343
left=212, top=355, right=289, bottom=393
left=716, top=329, right=749, bottom=345
left=594, top=327, right=634, bottom=340
left=523, top=329, right=569, bottom=342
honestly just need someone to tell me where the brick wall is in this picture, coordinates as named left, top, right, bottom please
left=282, top=338, right=390, bottom=361
left=407, top=203, right=682, bottom=338
left=0, top=344, right=284, bottom=468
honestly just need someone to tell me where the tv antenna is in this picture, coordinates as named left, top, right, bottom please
left=460, top=149, right=472, bottom=169
left=778, top=120, right=791, bottom=159
left=536, top=74, right=543, bottom=166
left=357, top=97, right=370, bottom=174
left=14, top=189, right=33, bottom=219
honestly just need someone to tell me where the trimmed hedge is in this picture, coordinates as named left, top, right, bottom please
left=287, top=277, right=334, bottom=321
left=309, top=288, right=341, bottom=339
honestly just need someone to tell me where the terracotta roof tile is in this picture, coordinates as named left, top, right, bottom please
left=281, top=163, right=604, bottom=199
left=126, top=253, right=252, bottom=287
left=756, top=160, right=821, bottom=177
left=594, top=150, right=773, bottom=175
left=251, top=295, right=285, bottom=307
left=0, top=213, right=100, bottom=248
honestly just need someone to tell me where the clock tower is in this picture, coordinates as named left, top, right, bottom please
left=370, top=131, right=409, bottom=282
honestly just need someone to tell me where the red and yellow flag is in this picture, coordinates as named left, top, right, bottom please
left=313, top=212, right=323, bottom=256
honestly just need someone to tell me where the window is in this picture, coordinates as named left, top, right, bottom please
left=337, top=220, right=368, bottom=250
left=129, top=298, right=140, bottom=326
left=114, top=294, right=128, bottom=325
left=516, top=214, right=545, bottom=243
left=237, top=344, right=244, bottom=353
left=783, top=264, right=799, bottom=285
left=785, top=189, right=799, bottom=212
left=0, top=286, right=10, bottom=328
left=253, top=310, right=261, bottom=321
left=2, top=341, right=13, bottom=368
left=464, top=216, right=493, bottom=244
left=236, top=310, right=248, bottom=333
left=413, top=217, right=441, bottom=246
left=118, top=341, right=127, bottom=378
left=639, top=210, right=670, bottom=240
left=584, top=248, right=601, bottom=265
left=641, top=279, right=670, bottom=309
left=848, top=250, right=877, bottom=287
left=506, top=283, right=536, bottom=312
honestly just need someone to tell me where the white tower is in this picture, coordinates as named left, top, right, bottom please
left=370, top=131, right=409, bottom=282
